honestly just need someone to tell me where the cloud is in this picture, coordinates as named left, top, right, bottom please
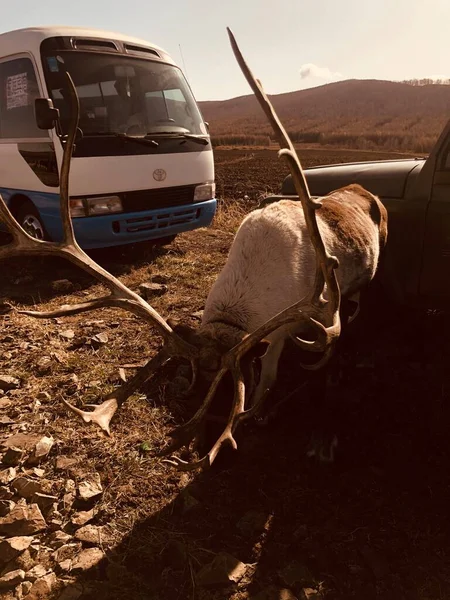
left=299, top=63, right=344, bottom=86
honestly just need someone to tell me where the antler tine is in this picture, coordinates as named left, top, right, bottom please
left=163, top=359, right=246, bottom=470
left=58, top=72, right=79, bottom=248
left=227, top=28, right=341, bottom=342
left=165, top=30, right=343, bottom=471
left=0, top=72, right=198, bottom=435
left=226, top=27, right=310, bottom=204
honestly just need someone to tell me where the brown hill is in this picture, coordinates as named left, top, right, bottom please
left=199, top=79, right=450, bottom=152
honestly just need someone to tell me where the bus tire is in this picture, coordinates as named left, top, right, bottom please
left=14, top=201, right=49, bottom=242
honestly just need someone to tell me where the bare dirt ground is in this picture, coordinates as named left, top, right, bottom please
left=1, top=147, right=450, bottom=600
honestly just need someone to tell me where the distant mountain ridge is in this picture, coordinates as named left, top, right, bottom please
left=198, top=79, right=450, bottom=151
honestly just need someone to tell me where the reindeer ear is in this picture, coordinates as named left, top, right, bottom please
left=168, top=320, right=198, bottom=345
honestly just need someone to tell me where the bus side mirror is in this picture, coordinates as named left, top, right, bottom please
left=35, top=98, right=60, bottom=130
left=204, top=121, right=210, bottom=132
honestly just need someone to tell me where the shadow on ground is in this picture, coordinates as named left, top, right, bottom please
left=62, top=297, right=450, bottom=600
left=1, top=232, right=178, bottom=306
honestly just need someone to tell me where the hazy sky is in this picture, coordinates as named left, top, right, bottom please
left=1, top=0, right=448, bottom=101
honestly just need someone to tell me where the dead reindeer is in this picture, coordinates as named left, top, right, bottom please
left=0, top=29, right=386, bottom=470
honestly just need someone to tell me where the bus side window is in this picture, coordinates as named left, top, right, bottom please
left=0, top=57, right=47, bottom=139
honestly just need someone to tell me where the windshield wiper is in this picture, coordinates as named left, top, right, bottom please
left=146, top=131, right=209, bottom=146
left=181, top=133, right=209, bottom=146
left=86, top=132, right=159, bottom=147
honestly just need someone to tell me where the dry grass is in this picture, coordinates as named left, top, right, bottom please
left=1, top=147, right=450, bottom=599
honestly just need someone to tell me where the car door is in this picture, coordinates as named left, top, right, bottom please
left=419, top=120, right=450, bottom=302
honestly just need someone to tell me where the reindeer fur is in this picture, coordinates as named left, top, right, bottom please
left=200, top=183, right=388, bottom=406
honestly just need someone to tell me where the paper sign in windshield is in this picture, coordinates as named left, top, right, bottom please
left=6, top=73, right=28, bottom=110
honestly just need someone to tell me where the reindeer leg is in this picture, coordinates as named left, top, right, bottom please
left=251, top=337, right=285, bottom=420
left=306, top=298, right=353, bottom=463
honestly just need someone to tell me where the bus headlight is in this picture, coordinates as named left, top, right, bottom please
left=70, top=196, right=123, bottom=217
left=194, top=183, right=215, bottom=202
left=87, top=196, right=123, bottom=216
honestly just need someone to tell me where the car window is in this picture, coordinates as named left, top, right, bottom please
left=0, top=57, right=46, bottom=139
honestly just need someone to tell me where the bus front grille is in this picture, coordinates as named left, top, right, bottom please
left=121, top=185, right=198, bottom=212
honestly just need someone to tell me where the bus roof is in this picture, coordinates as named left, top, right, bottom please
left=0, top=26, right=174, bottom=64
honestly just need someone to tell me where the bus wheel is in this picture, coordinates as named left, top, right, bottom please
left=15, top=202, right=48, bottom=241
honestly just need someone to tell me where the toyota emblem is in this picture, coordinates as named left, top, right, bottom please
left=153, top=169, right=167, bottom=182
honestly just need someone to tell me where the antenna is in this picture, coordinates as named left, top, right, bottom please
left=179, top=44, right=190, bottom=81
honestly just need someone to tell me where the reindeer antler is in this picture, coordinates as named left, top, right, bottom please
left=163, top=28, right=341, bottom=470
left=0, top=72, right=198, bottom=435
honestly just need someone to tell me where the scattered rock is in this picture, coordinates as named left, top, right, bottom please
left=0, top=398, right=13, bottom=409
left=278, top=562, right=313, bottom=587
left=0, top=376, right=20, bottom=392
left=56, top=558, right=72, bottom=573
left=11, top=478, right=43, bottom=500
left=0, top=486, right=13, bottom=500
left=59, top=330, right=75, bottom=340
left=55, top=457, right=79, bottom=472
left=2, top=434, right=40, bottom=451
left=27, top=436, right=54, bottom=466
left=71, top=547, right=105, bottom=573
left=3, top=547, right=35, bottom=573
left=64, top=479, right=76, bottom=494
left=196, top=552, right=247, bottom=587
left=0, top=568, right=25, bottom=589
left=52, top=279, right=73, bottom=293
left=25, top=564, right=48, bottom=582
left=24, top=572, right=56, bottom=599
left=139, top=282, right=167, bottom=299
left=48, top=517, right=64, bottom=532
left=0, top=537, right=33, bottom=566
left=192, top=310, right=204, bottom=320
left=0, top=504, right=47, bottom=536
left=57, top=582, right=84, bottom=600
left=28, top=544, right=40, bottom=560
left=71, top=509, right=94, bottom=527
left=78, top=474, right=103, bottom=501
left=0, top=468, right=17, bottom=485
left=0, top=415, right=15, bottom=425
left=48, top=531, right=72, bottom=549
left=20, top=580, right=33, bottom=596
left=0, top=500, right=14, bottom=517
left=36, top=392, right=51, bottom=402
left=90, top=332, right=108, bottom=347
left=36, top=357, right=53, bottom=376
left=33, top=493, right=58, bottom=515
left=53, top=544, right=82, bottom=563
left=74, top=525, right=109, bottom=546
left=2, top=447, right=24, bottom=467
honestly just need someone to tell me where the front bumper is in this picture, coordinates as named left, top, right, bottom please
left=44, top=199, right=217, bottom=249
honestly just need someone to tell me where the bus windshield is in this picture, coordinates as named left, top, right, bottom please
left=42, top=52, right=207, bottom=137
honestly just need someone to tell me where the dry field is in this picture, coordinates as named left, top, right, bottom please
left=1, top=147, right=450, bottom=600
